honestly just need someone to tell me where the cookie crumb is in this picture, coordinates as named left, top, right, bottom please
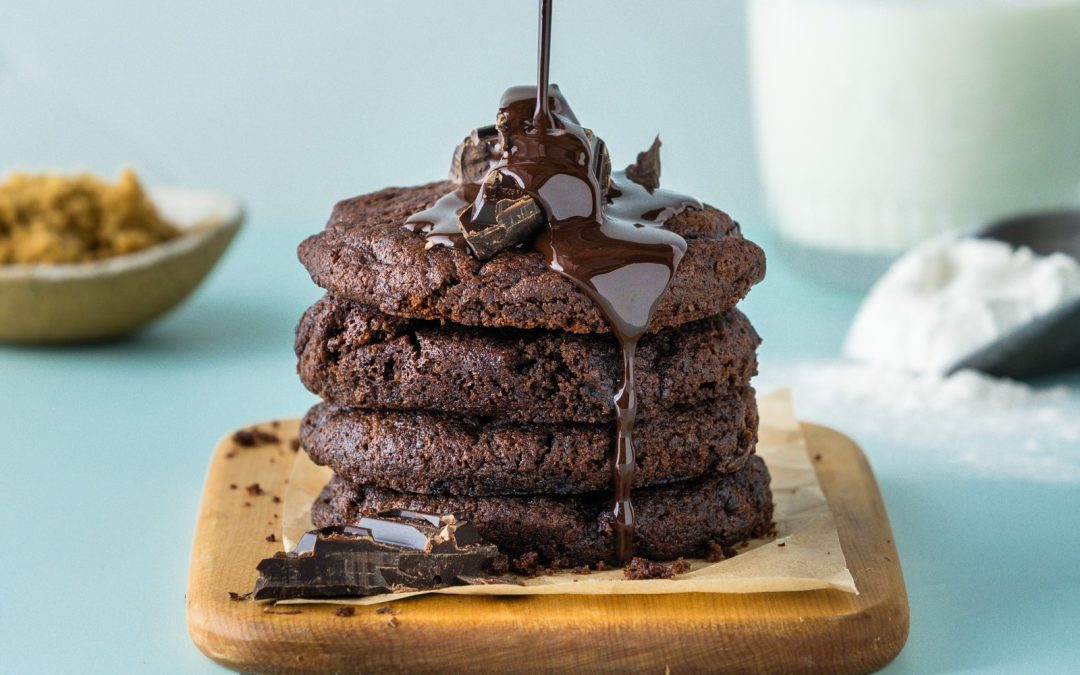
left=289, top=438, right=301, bottom=452
left=777, top=542, right=786, bottom=547
left=229, top=484, right=237, bottom=490
left=245, top=483, right=264, bottom=496
left=572, top=565, right=591, bottom=575
left=272, top=496, right=282, bottom=504
left=623, top=557, right=674, bottom=580
left=335, top=607, right=355, bottom=618
left=670, top=558, right=690, bottom=574
left=265, top=533, right=276, bottom=542
left=486, top=554, right=510, bottom=575
left=705, top=541, right=737, bottom=562
left=233, top=428, right=280, bottom=448
left=511, top=552, right=543, bottom=577
left=386, top=617, right=398, bottom=628
left=263, top=607, right=301, bottom=615
left=228, top=591, right=252, bottom=601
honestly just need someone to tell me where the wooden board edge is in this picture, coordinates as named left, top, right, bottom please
left=186, top=421, right=911, bottom=674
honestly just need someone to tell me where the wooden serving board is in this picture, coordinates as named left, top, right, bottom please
left=187, top=420, right=909, bottom=674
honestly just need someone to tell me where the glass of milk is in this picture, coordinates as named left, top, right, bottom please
left=748, top=0, right=1080, bottom=287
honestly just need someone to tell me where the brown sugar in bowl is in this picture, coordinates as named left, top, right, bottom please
left=0, top=187, right=243, bottom=343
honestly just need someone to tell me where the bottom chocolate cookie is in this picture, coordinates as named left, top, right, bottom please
left=311, top=455, right=774, bottom=567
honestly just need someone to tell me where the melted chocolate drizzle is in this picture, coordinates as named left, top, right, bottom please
left=404, top=0, right=700, bottom=562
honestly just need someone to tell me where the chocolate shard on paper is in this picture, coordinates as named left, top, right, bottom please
left=252, top=510, right=500, bottom=601
left=625, top=135, right=662, bottom=192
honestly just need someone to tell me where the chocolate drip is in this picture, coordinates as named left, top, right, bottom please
left=402, top=0, right=700, bottom=562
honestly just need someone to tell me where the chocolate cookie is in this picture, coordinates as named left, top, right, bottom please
left=296, top=297, right=760, bottom=424
left=301, top=390, right=758, bottom=496
left=311, top=455, right=774, bottom=567
left=297, top=182, right=766, bottom=334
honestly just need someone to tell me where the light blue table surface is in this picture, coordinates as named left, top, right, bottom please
left=1, top=2, right=1078, bottom=673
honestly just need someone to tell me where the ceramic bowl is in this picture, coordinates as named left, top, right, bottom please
left=0, top=187, right=243, bottom=343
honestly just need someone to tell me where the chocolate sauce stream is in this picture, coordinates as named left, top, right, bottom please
left=535, top=0, right=554, bottom=127
left=405, top=0, right=700, bottom=562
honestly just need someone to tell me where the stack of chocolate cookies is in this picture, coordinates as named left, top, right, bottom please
left=294, top=182, right=772, bottom=567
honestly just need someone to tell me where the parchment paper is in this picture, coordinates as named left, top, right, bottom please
left=278, top=389, right=856, bottom=605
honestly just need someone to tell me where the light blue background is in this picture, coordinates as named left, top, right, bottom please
left=1, top=2, right=1077, bottom=673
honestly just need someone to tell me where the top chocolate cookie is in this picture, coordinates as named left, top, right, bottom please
left=298, top=181, right=765, bottom=334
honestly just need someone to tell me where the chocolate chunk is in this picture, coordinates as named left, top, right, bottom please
left=625, top=136, right=661, bottom=192
left=449, top=125, right=500, bottom=186
left=252, top=511, right=499, bottom=600
left=459, top=170, right=546, bottom=260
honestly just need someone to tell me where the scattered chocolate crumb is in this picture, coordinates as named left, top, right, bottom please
left=670, top=558, right=690, bottom=574
left=777, top=542, right=786, bottom=548
left=386, top=617, right=398, bottom=628
left=229, top=484, right=237, bottom=490
left=572, top=565, right=591, bottom=575
left=485, top=554, right=510, bottom=575
left=263, top=607, right=301, bottom=615
left=335, top=607, right=355, bottom=618
left=884, top=556, right=892, bottom=562
left=273, top=514, right=279, bottom=519
left=623, top=557, right=674, bottom=580
left=269, top=457, right=275, bottom=464
left=375, top=606, right=393, bottom=615
left=224, top=451, right=236, bottom=459
left=272, top=496, right=282, bottom=504
left=739, top=541, right=750, bottom=549
left=228, top=591, right=252, bottom=601
left=511, top=552, right=543, bottom=577
left=265, top=533, right=276, bottom=542
left=270, top=420, right=281, bottom=429
left=813, top=453, right=823, bottom=462
left=543, top=558, right=562, bottom=576
left=233, top=428, right=281, bottom=448
left=705, top=542, right=738, bottom=563
left=243, top=502, right=252, bottom=507
left=594, top=561, right=610, bottom=572
left=289, top=438, right=301, bottom=452
left=245, top=483, right=264, bottom=496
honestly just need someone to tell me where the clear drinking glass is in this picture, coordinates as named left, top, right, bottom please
left=748, top=0, right=1080, bottom=288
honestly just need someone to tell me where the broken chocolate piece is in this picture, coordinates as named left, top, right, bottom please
left=625, top=136, right=662, bottom=192
left=459, top=170, right=546, bottom=260
left=252, top=511, right=499, bottom=600
left=449, top=125, right=501, bottom=186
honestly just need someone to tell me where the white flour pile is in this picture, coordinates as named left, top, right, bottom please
left=845, top=236, right=1080, bottom=373
left=765, top=235, right=1080, bottom=483
left=758, top=361, right=1080, bottom=484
